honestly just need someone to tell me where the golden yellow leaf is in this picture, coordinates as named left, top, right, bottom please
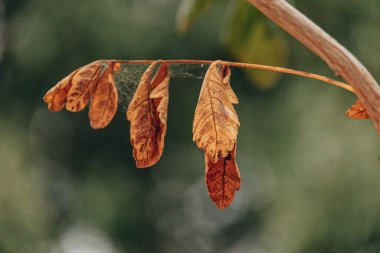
left=43, top=69, right=78, bottom=111
left=89, top=64, right=119, bottom=129
left=205, top=144, right=240, bottom=210
left=66, top=60, right=105, bottom=112
left=127, top=62, right=170, bottom=168
left=346, top=99, right=370, bottom=120
left=193, top=61, right=240, bottom=163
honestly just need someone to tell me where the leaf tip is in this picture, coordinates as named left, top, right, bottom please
left=205, top=146, right=241, bottom=210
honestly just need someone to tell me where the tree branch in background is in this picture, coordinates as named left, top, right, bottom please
left=246, top=0, right=380, bottom=135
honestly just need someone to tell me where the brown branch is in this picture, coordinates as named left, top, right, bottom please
left=246, top=0, right=380, bottom=134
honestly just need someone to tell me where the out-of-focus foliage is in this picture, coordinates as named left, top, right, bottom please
left=0, top=121, right=51, bottom=253
left=177, top=0, right=289, bottom=89
left=1, top=0, right=380, bottom=253
left=176, top=0, right=217, bottom=33
left=223, top=0, right=288, bottom=89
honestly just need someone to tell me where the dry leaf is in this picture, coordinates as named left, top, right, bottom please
left=127, top=62, right=170, bottom=168
left=66, top=60, right=105, bottom=112
left=193, top=61, right=241, bottom=209
left=150, top=64, right=170, bottom=161
left=89, top=63, right=119, bottom=129
left=43, top=69, right=79, bottom=111
left=206, top=144, right=240, bottom=210
left=44, top=60, right=120, bottom=129
left=193, top=61, right=240, bottom=163
left=346, top=99, right=370, bottom=120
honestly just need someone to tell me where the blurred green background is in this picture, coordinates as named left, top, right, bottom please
left=1, top=0, right=380, bottom=252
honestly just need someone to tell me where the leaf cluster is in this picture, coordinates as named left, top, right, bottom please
left=43, top=59, right=368, bottom=209
left=44, top=60, right=243, bottom=209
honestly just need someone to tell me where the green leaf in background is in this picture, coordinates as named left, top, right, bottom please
left=223, top=0, right=289, bottom=89
left=176, top=0, right=217, bottom=33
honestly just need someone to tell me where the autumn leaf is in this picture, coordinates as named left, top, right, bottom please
left=193, top=61, right=241, bottom=209
left=206, top=144, right=240, bottom=210
left=44, top=60, right=120, bottom=129
left=193, top=61, right=240, bottom=163
left=43, top=69, right=79, bottom=111
left=127, top=62, right=170, bottom=168
left=150, top=64, right=170, bottom=161
left=66, top=60, right=106, bottom=112
left=346, top=99, right=370, bottom=120
left=89, top=63, right=119, bottom=129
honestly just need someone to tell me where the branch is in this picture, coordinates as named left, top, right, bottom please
left=246, top=0, right=380, bottom=135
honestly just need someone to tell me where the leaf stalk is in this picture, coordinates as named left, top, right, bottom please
left=118, top=59, right=355, bottom=93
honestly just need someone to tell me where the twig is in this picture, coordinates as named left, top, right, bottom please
left=245, top=0, right=380, bottom=134
left=118, top=59, right=355, bottom=93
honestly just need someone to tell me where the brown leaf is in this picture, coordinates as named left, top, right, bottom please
left=346, top=99, right=370, bottom=120
left=43, top=69, right=79, bottom=111
left=127, top=62, right=170, bottom=168
left=193, top=61, right=240, bottom=163
left=89, top=63, right=118, bottom=129
left=206, top=144, right=240, bottom=210
left=66, top=60, right=105, bottom=112
left=150, top=64, right=170, bottom=161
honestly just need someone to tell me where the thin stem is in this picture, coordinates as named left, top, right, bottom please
left=117, top=59, right=355, bottom=93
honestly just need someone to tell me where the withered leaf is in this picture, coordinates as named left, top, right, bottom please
left=150, top=64, right=170, bottom=160
left=89, top=63, right=119, bottom=129
left=44, top=60, right=120, bottom=129
left=346, top=99, right=370, bottom=120
left=66, top=60, right=105, bottom=112
left=43, top=69, right=79, bottom=111
left=206, top=145, right=240, bottom=210
left=127, top=62, right=170, bottom=168
left=193, top=61, right=240, bottom=163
